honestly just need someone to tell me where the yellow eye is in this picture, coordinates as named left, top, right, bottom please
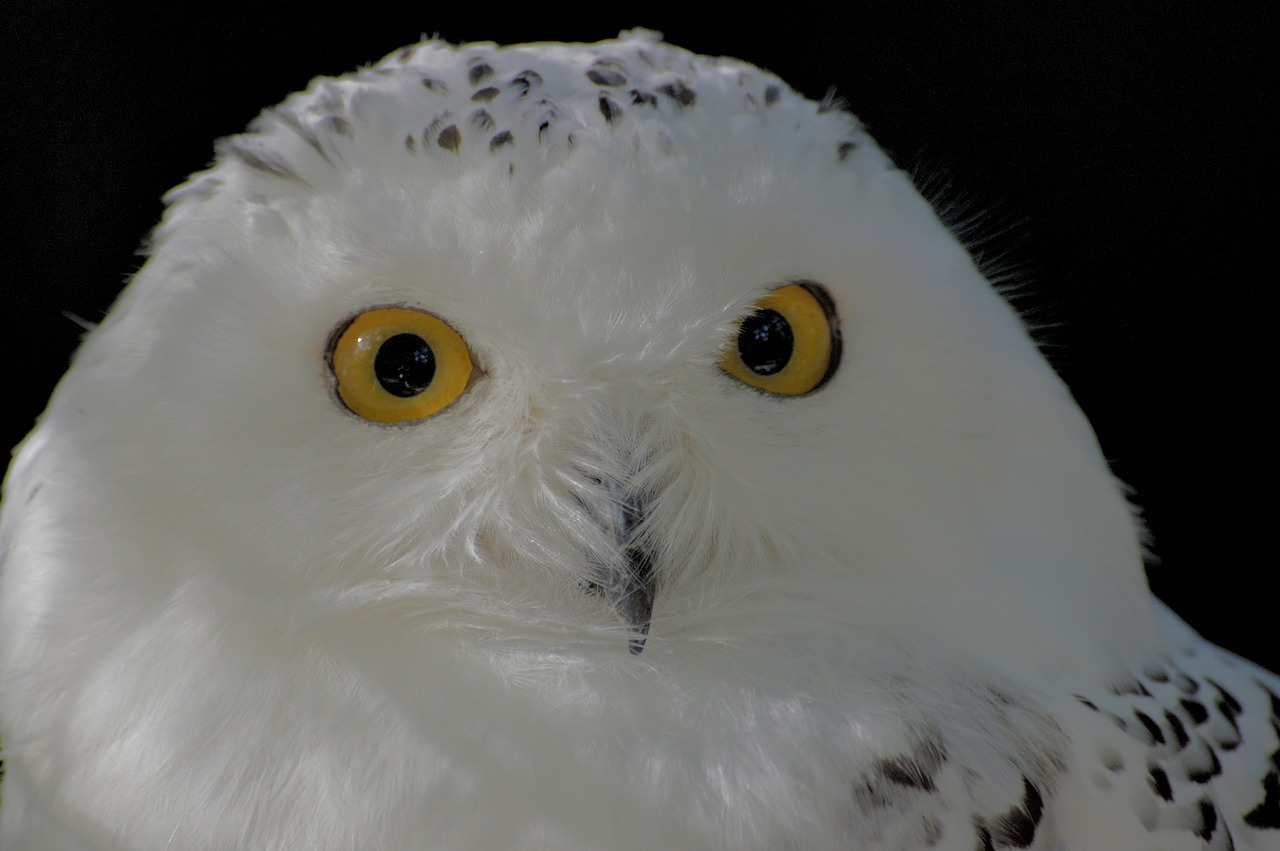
left=720, top=282, right=840, bottom=395
left=329, top=307, right=473, bottom=424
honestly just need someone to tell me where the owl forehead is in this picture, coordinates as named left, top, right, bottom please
left=199, top=30, right=881, bottom=206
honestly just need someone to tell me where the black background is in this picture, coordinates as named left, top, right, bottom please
left=1, top=3, right=1273, bottom=671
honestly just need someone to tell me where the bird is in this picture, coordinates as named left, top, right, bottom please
left=0, top=29, right=1276, bottom=851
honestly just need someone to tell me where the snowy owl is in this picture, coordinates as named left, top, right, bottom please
left=1, top=30, right=1276, bottom=851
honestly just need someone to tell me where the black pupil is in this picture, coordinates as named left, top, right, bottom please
left=737, top=309, right=793, bottom=376
left=374, top=334, right=436, bottom=397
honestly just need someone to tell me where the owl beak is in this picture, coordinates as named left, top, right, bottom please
left=614, top=542, right=655, bottom=655
left=586, top=483, right=656, bottom=655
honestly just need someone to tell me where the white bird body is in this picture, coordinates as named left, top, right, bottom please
left=1, top=31, right=1276, bottom=850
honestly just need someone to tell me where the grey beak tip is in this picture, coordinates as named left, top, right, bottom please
left=627, top=619, right=651, bottom=655
left=580, top=477, right=657, bottom=656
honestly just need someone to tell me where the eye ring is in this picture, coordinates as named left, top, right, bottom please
left=720, top=282, right=841, bottom=396
left=328, top=306, right=473, bottom=424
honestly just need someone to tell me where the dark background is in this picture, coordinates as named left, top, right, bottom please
left=1, top=4, right=1273, bottom=671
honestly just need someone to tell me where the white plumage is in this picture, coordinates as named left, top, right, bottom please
left=0, top=31, right=1276, bottom=850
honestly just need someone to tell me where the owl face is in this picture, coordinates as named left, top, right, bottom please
left=32, top=32, right=1154, bottom=676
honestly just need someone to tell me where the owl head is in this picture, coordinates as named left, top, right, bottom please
left=11, top=31, right=1159, bottom=687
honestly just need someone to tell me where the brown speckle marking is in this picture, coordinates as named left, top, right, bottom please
left=436, top=125, right=460, bottom=151
left=599, top=94, right=623, bottom=125
left=656, top=80, right=696, bottom=106
left=875, top=739, right=946, bottom=793
left=587, top=60, right=627, bottom=87
left=510, top=69, right=542, bottom=90
left=224, top=142, right=303, bottom=182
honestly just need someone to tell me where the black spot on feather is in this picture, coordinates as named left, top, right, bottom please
left=471, top=86, right=500, bottom=103
left=510, top=69, right=542, bottom=90
left=1113, top=679, right=1153, bottom=698
left=1144, top=665, right=1171, bottom=683
left=764, top=84, right=780, bottom=105
left=488, top=130, right=512, bottom=151
left=923, top=817, right=944, bottom=846
left=223, top=142, right=303, bottom=182
left=657, top=80, right=696, bottom=106
left=470, top=109, right=495, bottom=132
left=874, top=736, right=947, bottom=792
left=984, top=687, right=1019, bottom=707
left=277, top=112, right=331, bottom=163
left=1245, top=771, right=1280, bottom=829
left=436, top=125, right=460, bottom=151
left=1175, top=671, right=1201, bottom=695
left=468, top=62, right=494, bottom=86
left=1149, top=766, right=1174, bottom=801
left=1210, top=679, right=1244, bottom=716
left=1134, top=710, right=1166, bottom=745
left=598, top=94, right=622, bottom=125
left=1196, top=798, right=1219, bottom=841
left=1166, top=710, right=1191, bottom=749
left=1183, top=699, right=1210, bottom=724
left=1208, top=680, right=1244, bottom=748
left=587, top=66, right=627, bottom=87
left=421, top=76, right=447, bottom=93
left=630, top=89, right=658, bottom=107
left=987, top=777, right=1043, bottom=848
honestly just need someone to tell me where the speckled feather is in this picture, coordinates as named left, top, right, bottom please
left=1, top=31, right=1278, bottom=851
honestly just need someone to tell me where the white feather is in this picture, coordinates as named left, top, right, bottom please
left=2, top=30, right=1276, bottom=850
